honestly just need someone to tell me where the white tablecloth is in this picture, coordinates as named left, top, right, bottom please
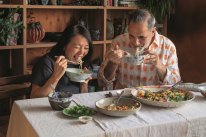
left=6, top=90, right=206, bottom=137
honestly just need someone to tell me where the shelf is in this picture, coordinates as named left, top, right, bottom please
left=106, top=40, right=112, bottom=44
left=106, top=6, right=138, bottom=10
left=92, top=41, right=104, bottom=45
left=26, top=42, right=55, bottom=48
left=26, top=5, right=104, bottom=9
left=26, top=41, right=104, bottom=48
left=0, top=46, right=24, bottom=50
left=0, top=4, right=23, bottom=8
left=0, top=4, right=136, bottom=10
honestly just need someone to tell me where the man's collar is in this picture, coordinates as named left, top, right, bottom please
left=153, top=31, right=160, bottom=45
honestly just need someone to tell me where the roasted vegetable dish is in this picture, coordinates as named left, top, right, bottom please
left=104, top=103, right=139, bottom=111
left=137, top=89, right=192, bottom=102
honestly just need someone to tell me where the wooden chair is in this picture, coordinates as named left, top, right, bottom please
left=0, top=74, right=31, bottom=137
left=0, top=74, right=31, bottom=111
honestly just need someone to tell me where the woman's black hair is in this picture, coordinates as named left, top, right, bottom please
left=49, top=24, right=93, bottom=65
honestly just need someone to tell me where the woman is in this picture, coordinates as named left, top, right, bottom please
left=30, top=24, right=93, bottom=98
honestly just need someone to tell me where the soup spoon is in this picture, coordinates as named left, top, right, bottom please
left=50, top=84, right=58, bottom=98
left=195, top=86, right=206, bottom=97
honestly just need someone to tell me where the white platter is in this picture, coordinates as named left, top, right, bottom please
left=131, top=85, right=195, bottom=108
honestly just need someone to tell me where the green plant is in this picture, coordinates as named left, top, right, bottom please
left=0, top=7, right=24, bottom=46
left=139, top=0, right=175, bottom=22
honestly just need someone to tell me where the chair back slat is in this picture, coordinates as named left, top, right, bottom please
left=0, top=75, right=31, bottom=86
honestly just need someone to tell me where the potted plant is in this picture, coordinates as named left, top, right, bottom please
left=139, top=0, right=175, bottom=22
left=0, top=7, right=24, bottom=46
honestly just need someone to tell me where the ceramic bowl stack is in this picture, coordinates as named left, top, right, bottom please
left=176, top=83, right=206, bottom=97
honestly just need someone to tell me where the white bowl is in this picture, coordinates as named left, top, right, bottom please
left=92, top=65, right=100, bottom=73
left=66, top=68, right=93, bottom=82
left=96, top=97, right=141, bottom=117
left=79, top=116, right=93, bottom=124
left=116, top=88, right=137, bottom=97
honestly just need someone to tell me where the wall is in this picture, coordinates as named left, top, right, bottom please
left=168, top=0, right=206, bottom=83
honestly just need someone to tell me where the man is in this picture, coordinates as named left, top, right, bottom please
left=98, top=9, right=181, bottom=90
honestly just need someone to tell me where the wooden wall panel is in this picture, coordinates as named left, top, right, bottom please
left=168, top=0, right=206, bottom=83
left=27, top=9, right=77, bottom=32
left=90, top=45, right=103, bottom=63
left=26, top=48, right=51, bottom=66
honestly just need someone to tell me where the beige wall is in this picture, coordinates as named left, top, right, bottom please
left=168, top=0, right=206, bottom=83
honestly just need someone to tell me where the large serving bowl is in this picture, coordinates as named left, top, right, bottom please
left=48, top=91, right=72, bottom=111
left=95, top=97, right=141, bottom=117
left=66, top=68, right=93, bottom=82
left=132, top=86, right=195, bottom=108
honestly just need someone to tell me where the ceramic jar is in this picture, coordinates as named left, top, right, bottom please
left=51, top=0, right=57, bottom=5
left=41, top=0, right=49, bottom=5
left=27, top=22, right=45, bottom=43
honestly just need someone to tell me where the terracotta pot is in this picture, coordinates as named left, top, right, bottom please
left=27, top=22, right=45, bottom=43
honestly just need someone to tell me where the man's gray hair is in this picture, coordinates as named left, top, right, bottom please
left=129, top=9, right=156, bottom=30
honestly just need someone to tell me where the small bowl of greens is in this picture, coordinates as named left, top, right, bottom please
left=62, top=104, right=97, bottom=118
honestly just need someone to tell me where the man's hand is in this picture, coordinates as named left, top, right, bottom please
left=143, top=48, right=167, bottom=81
left=107, top=43, right=128, bottom=65
left=143, top=48, right=159, bottom=65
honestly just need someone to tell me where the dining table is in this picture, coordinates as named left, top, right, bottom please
left=6, top=89, right=206, bottom=137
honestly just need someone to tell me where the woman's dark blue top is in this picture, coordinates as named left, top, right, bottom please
left=31, top=54, right=81, bottom=94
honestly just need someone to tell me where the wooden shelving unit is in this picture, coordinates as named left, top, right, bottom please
left=0, top=0, right=167, bottom=79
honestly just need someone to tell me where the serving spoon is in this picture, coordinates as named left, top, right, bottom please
left=115, top=90, right=124, bottom=105
left=166, top=80, right=183, bottom=91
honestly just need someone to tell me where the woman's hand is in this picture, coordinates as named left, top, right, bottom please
left=80, top=76, right=93, bottom=93
left=52, top=56, right=68, bottom=81
left=80, top=67, right=92, bottom=93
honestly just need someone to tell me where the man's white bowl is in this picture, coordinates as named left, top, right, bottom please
left=123, top=55, right=144, bottom=65
left=66, top=68, right=93, bottom=82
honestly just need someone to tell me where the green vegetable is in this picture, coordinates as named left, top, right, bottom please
left=63, top=105, right=96, bottom=118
